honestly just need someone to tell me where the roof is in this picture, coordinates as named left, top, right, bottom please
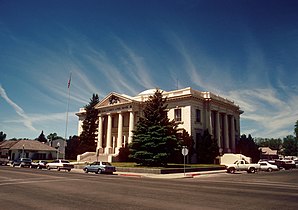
left=259, top=147, right=278, bottom=155
left=1, top=140, right=56, bottom=152
left=138, top=89, right=164, bottom=96
left=0, top=140, right=18, bottom=149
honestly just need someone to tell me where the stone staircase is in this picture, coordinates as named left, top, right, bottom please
left=77, top=152, right=114, bottom=163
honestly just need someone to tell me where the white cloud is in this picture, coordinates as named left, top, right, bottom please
left=227, top=87, right=298, bottom=138
left=0, top=85, right=36, bottom=131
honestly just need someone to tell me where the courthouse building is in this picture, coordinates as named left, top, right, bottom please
left=76, top=87, right=243, bottom=162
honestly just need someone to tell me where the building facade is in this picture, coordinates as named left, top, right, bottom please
left=76, top=87, right=243, bottom=162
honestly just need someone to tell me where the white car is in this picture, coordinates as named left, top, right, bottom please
left=258, top=161, right=279, bottom=172
left=46, top=159, right=74, bottom=172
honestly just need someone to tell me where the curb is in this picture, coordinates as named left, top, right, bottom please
left=117, top=173, right=143, bottom=178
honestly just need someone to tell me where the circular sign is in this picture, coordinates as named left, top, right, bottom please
left=182, top=147, right=188, bottom=156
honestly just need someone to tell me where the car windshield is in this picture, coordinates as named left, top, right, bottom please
left=61, top=160, right=70, bottom=163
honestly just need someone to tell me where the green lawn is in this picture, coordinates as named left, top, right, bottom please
left=111, top=162, right=222, bottom=168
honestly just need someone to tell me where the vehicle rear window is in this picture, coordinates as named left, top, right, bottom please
left=102, top=162, right=111, bottom=166
left=22, top=158, right=32, bottom=162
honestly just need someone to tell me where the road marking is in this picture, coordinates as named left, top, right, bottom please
left=0, top=177, right=82, bottom=186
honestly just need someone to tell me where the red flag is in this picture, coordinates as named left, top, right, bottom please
left=67, top=74, right=71, bottom=88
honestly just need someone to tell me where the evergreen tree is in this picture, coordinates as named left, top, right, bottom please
left=282, top=135, right=297, bottom=156
left=196, top=129, right=219, bottom=164
left=65, top=135, right=80, bottom=159
left=129, top=89, right=178, bottom=166
left=36, top=131, right=47, bottom=143
left=173, top=129, right=194, bottom=163
left=237, top=134, right=260, bottom=163
left=0, top=131, right=6, bottom=142
left=79, top=94, right=99, bottom=154
left=295, top=120, right=298, bottom=156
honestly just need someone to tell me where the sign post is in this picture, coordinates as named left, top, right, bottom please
left=181, top=146, right=189, bottom=176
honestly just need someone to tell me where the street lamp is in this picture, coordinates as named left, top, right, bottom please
left=22, top=144, right=24, bottom=158
left=57, top=142, right=60, bottom=160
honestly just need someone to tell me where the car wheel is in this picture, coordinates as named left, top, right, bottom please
left=249, top=168, right=256, bottom=173
left=96, top=169, right=102, bottom=174
left=47, top=166, right=50, bottom=170
left=57, top=167, right=61, bottom=171
left=68, top=169, right=71, bottom=172
left=228, top=168, right=235, bottom=174
left=267, top=168, right=273, bottom=172
left=84, top=168, right=88, bottom=173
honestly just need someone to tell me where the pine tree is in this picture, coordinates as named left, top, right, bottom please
left=36, top=131, right=47, bottom=143
left=129, top=89, right=178, bottom=166
left=0, top=131, right=6, bottom=142
left=79, top=94, right=99, bottom=154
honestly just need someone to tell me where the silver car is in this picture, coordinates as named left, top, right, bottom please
left=83, top=162, right=116, bottom=174
left=258, top=161, right=279, bottom=172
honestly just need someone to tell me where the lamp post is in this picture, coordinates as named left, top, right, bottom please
left=22, top=144, right=24, bottom=158
left=57, top=142, right=60, bottom=160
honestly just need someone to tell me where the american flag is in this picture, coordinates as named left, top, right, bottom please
left=67, top=73, right=72, bottom=88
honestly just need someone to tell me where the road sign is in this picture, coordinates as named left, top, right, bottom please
left=182, top=147, right=188, bottom=156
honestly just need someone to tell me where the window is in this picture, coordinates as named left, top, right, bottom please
left=174, top=109, right=182, bottom=121
left=196, top=109, right=201, bottom=122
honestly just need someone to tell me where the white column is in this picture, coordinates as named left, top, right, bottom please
left=128, top=111, right=135, bottom=144
left=97, top=116, right=103, bottom=154
left=224, top=114, right=230, bottom=152
left=105, top=114, right=112, bottom=154
left=206, top=109, right=211, bottom=133
left=230, top=115, right=235, bottom=153
left=116, top=112, right=123, bottom=153
left=216, top=111, right=221, bottom=149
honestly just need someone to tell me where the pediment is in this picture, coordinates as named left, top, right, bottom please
left=95, top=92, right=134, bottom=108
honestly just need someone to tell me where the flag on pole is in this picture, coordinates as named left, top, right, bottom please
left=67, top=73, right=72, bottom=88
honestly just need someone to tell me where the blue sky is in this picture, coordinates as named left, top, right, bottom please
left=0, top=0, right=298, bottom=139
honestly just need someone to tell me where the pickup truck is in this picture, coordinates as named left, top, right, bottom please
left=225, top=160, right=260, bottom=173
left=46, top=159, right=74, bottom=171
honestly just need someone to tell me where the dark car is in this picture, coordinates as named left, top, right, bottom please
left=83, top=162, right=116, bottom=174
left=273, top=160, right=296, bottom=170
left=12, top=158, right=32, bottom=167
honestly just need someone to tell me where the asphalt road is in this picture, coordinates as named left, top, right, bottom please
left=0, top=166, right=298, bottom=210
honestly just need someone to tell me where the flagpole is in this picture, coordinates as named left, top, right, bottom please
left=64, top=72, right=72, bottom=159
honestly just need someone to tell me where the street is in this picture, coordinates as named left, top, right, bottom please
left=0, top=166, right=298, bottom=210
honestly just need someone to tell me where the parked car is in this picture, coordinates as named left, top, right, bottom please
left=31, top=160, right=48, bottom=169
left=46, top=159, right=74, bottom=171
left=0, top=157, right=9, bottom=166
left=12, top=158, right=32, bottom=167
left=258, top=161, right=279, bottom=172
left=295, top=160, right=298, bottom=168
left=83, top=161, right=116, bottom=174
left=273, top=160, right=296, bottom=170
